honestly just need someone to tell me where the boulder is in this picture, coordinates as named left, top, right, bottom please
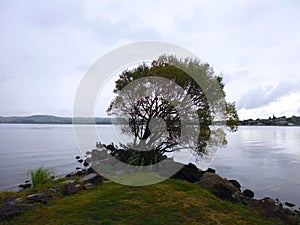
left=65, top=171, right=77, bottom=178
left=18, top=183, right=31, bottom=190
left=79, top=173, right=102, bottom=184
left=198, top=172, right=241, bottom=202
left=87, top=167, right=96, bottom=174
left=205, top=168, right=216, bottom=174
left=171, top=163, right=204, bottom=183
left=229, top=179, right=241, bottom=190
left=0, top=202, right=33, bottom=220
left=285, top=202, right=295, bottom=208
left=243, top=189, right=254, bottom=198
left=27, top=193, right=47, bottom=204
left=62, top=183, right=78, bottom=196
left=83, top=161, right=89, bottom=167
left=76, top=170, right=86, bottom=176
left=257, top=197, right=289, bottom=220
left=240, top=196, right=298, bottom=223
left=87, top=149, right=111, bottom=162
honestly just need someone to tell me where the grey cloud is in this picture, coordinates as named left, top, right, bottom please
left=25, top=0, right=86, bottom=28
left=237, top=81, right=300, bottom=109
left=87, top=18, right=161, bottom=43
left=1, top=0, right=300, bottom=118
left=0, top=75, right=12, bottom=83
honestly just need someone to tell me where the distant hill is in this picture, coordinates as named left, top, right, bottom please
left=0, top=115, right=111, bottom=124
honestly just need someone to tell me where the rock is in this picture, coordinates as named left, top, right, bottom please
left=240, top=198, right=300, bottom=224
left=0, top=202, right=33, bottom=220
left=256, top=197, right=290, bottom=221
left=198, top=172, right=241, bottom=202
left=3, top=195, right=14, bottom=203
left=66, top=169, right=87, bottom=177
left=53, top=185, right=61, bottom=191
left=87, top=167, right=96, bottom=174
left=83, top=161, right=89, bottom=167
left=67, top=169, right=87, bottom=177
left=229, top=179, right=241, bottom=190
left=65, top=171, right=77, bottom=178
left=243, top=189, right=254, bottom=198
left=79, top=173, right=102, bottom=184
left=86, top=150, right=92, bottom=155
left=205, top=168, right=216, bottom=173
left=285, top=202, right=295, bottom=208
left=186, top=163, right=199, bottom=170
left=47, top=193, right=58, bottom=200
left=274, top=198, right=283, bottom=208
left=48, top=187, right=57, bottom=193
left=62, top=183, right=78, bottom=196
left=19, top=183, right=31, bottom=189
left=84, top=183, right=94, bottom=190
left=62, top=179, right=75, bottom=184
left=75, top=184, right=81, bottom=190
left=88, top=149, right=110, bottom=162
left=14, top=198, right=23, bottom=203
left=171, top=163, right=204, bottom=183
left=76, top=170, right=86, bottom=176
left=75, top=156, right=81, bottom=159
left=27, top=193, right=47, bottom=204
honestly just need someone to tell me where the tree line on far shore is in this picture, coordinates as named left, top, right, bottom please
left=240, top=115, right=300, bottom=126
left=0, top=115, right=111, bottom=124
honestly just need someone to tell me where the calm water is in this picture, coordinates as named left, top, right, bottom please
left=0, top=124, right=300, bottom=206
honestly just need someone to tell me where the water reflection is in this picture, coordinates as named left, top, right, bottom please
left=212, top=126, right=300, bottom=207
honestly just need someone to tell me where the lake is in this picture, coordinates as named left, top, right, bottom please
left=0, top=124, right=300, bottom=207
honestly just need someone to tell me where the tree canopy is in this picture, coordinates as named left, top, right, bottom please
left=106, top=55, right=239, bottom=166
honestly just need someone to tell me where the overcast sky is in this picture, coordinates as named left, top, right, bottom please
left=1, top=0, right=300, bottom=119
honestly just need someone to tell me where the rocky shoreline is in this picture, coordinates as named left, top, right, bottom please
left=172, top=163, right=300, bottom=224
left=1, top=162, right=300, bottom=224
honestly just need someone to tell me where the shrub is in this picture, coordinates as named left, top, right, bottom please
left=28, top=167, right=55, bottom=188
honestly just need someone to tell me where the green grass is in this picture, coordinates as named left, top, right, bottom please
left=0, top=179, right=285, bottom=225
left=28, top=167, right=55, bottom=189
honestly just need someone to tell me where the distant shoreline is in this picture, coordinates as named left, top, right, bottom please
left=1, top=114, right=300, bottom=126
left=0, top=122, right=112, bottom=125
left=239, top=115, right=300, bottom=126
left=0, top=115, right=112, bottom=125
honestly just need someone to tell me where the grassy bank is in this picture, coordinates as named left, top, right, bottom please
left=0, top=179, right=284, bottom=225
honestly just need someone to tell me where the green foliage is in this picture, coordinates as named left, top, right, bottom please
left=122, top=148, right=167, bottom=166
left=107, top=55, right=239, bottom=164
left=28, top=167, right=55, bottom=189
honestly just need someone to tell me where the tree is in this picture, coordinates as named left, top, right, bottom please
left=106, top=55, right=239, bottom=166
